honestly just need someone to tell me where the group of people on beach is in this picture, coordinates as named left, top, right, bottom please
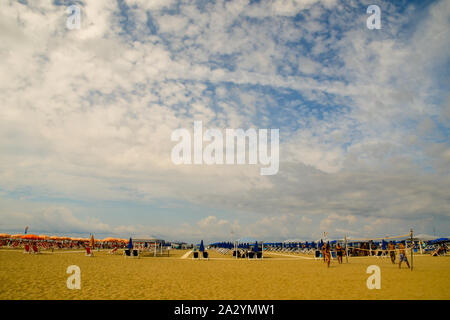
left=321, top=242, right=345, bottom=267
left=320, top=241, right=411, bottom=269
left=387, top=241, right=410, bottom=269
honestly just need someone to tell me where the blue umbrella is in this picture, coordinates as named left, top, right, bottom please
left=144, top=242, right=148, bottom=248
left=253, top=241, right=259, bottom=252
left=128, top=237, right=133, bottom=249
left=199, top=240, right=205, bottom=252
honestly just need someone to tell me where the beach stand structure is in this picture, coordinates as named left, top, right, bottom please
left=234, top=237, right=264, bottom=259
left=126, top=238, right=140, bottom=258
left=124, top=237, right=134, bottom=258
left=133, top=237, right=168, bottom=257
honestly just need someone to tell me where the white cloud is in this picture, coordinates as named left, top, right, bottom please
left=0, top=0, right=448, bottom=242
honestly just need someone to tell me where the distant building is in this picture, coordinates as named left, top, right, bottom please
left=133, top=238, right=165, bottom=246
left=171, top=242, right=188, bottom=249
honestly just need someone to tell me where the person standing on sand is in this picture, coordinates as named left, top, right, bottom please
left=325, top=243, right=331, bottom=268
left=398, top=241, right=410, bottom=269
left=388, top=241, right=396, bottom=264
left=336, top=243, right=343, bottom=264
left=321, top=242, right=327, bottom=263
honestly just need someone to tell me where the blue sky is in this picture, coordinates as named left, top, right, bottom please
left=0, top=0, right=448, bottom=243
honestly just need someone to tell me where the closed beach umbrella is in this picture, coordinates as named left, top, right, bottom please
left=199, top=240, right=205, bottom=252
left=128, top=238, right=133, bottom=249
left=89, top=235, right=95, bottom=247
left=254, top=241, right=259, bottom=252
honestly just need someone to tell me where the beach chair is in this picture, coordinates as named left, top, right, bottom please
left=314, top=250, right=322, bottom=260
left=192, top=251, right=199, bottom=259
left=124, top=249, right=131, bottom=257
left=109, top=247, right=118, bottom=254
left=85, top=247, right=93, bottom=257
left=32, top=245, right=40, bottom=254
left=23, top=244, right=31, bottom=254
left=201, top=251, right=209, bottom=260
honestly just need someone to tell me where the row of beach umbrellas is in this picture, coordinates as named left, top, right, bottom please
left=0, top=233, right=129, bottom=243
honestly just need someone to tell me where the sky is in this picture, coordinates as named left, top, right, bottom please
left=0, top=0, right=448, bottom=243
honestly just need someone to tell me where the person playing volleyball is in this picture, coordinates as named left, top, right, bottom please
left=336, top=243, right=344, bottom=264
left=398, top=241, right=410, bottom=269
left=321, top=242, right=327, bottom=263
left=388, top=241, right=396, bottom=264
left=325, top=243, right=331, bottom=268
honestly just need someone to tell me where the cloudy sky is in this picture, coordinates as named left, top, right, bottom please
left=0, top=0, right=448, bottom=243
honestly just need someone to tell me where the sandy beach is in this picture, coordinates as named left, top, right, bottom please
left=1, top=249, right=448, bottom=300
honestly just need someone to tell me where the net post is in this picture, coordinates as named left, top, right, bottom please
left=345, top=235, right=348, bottom=263
left=410, top=228, right=414, bottom=271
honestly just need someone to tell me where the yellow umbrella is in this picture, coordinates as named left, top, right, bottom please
left=89, top=235, right=95, bottom=247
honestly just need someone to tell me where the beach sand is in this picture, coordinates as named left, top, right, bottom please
left=0, top=249, right=449, bottom=299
